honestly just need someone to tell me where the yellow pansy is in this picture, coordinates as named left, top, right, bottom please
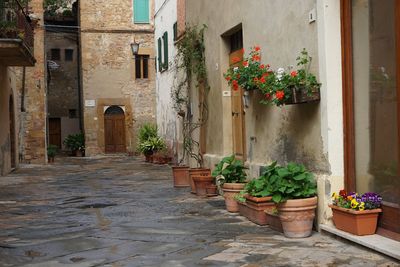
left=358, top=202, right=365, bottom=211
left=331, top=192, right=337, bottom=199
left=351, top=199, right=359, bottom=209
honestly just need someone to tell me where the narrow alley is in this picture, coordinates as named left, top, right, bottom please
left=0, top=157, right=397, bottom=267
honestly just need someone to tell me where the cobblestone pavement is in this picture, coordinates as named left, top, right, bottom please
left=0, top=156, right=398, bottom=267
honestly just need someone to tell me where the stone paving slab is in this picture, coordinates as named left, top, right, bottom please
left=0, top=156, right=398, bottom=267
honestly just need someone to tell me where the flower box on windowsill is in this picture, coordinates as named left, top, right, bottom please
left=285, top=87, right=320, bottom=105
left=329, top=204, right=382, bottom=236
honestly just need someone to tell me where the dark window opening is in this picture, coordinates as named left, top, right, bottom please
left=69, top=109, right=77, bottom=118
left=135, top=55, right=150, bottom=79
left=51, top=49, right=61, bottom=60
left=173, top=22, right=178, bottom=41
left=65, top=49, right=74, bottom=61
left=230, top=29, right=243, bottom=53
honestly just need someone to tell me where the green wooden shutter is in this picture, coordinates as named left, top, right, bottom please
left=134, top=0, right=149, bottom=23
left=163, top=31, right=168, bottom=70
left=157, top=37, right=162, bottom=72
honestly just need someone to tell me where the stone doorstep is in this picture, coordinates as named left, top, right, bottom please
left=320, top=224, right=400, bottom=261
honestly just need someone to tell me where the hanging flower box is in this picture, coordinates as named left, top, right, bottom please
left=330, top=190, right=383, bottom=236
left=284, top=86, right=320, bottom=105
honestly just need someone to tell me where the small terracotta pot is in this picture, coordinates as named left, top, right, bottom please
left=172, top=166, right=190, bottom=187
left=193, top=175, right=214, bottom=196
left=329, top=205, right=382, bottom=236
left=206, top=185, right=218, bottom=197
left=239, top=195, right=276, bottom=225
left=278, top=196, right=317, bottom=238
left=222, top=183, right=246, bottom=212
left=188, top=168, right=211, bottom=194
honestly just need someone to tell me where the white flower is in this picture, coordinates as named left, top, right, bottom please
left=233, top=67, right=239, bottom=72
left=277, top=67, right=285, bottom=81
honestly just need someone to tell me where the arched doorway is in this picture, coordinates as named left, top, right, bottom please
left=9, top=95, right=16, bottom=169
left=104, top=106, right=126, bottom=153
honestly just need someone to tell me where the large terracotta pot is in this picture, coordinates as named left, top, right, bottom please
left=265, top=210, right=283, bottom=233
left=222, top=183, right=246, bottom=212
left=278, top=196, right=317, bottom=238
left=193, top=175, right=214, bottom=196
left=329, top=205, right=382, bottom=236
left=188, top=168, right=210, bottom=194
left=206, top=185, right=218, bottom=197
left=172, top=166, right=190, bottom=187
left=238, top=195, right=276, bottom=225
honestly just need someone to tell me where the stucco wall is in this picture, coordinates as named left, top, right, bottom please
left=80, top=0, right=156, bottom=155
left=155, top=0, right=180, bottom=154
left=0, top=66, right=18, bottom=175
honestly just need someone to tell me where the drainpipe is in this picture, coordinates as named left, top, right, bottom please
left=20, top=66, right=26, bottom=112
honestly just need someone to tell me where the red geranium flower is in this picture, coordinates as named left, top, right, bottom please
left=242, top=61, right=248, bottom=67
left=275, top=90, right=285, bottom=100
left=265, top=93, right=271, bottom=99
left=260, top=76, right=266, bottom=83
left=253, top=77, right=259, bottom=83
left=339, top=190, right=347, bottom=198
left=260, top=64, right=265, bottom=69
left=254, top=46, right=261, bottom=51
left=252, top=55, right=260, bottom=61
left=225, top=76, right=231, bottom=81
left=232, top=57, right=241, bottom=63
left=232, top=80, right=239, bottom=91
left=290, top=71, right=298, bottom=77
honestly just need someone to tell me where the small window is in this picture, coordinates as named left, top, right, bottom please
left=173, top=22, right=178, bottom=41
left=65, top=49, right=74, bottom=61
left=134, top=0, right=149, bottom=23
left=230, top=29, right=243, bottom=53
left=135, top=55, right=149, bottom=79
left=68, top=109, right=77, bottom=118
left=162, top=31, right=168, bottom=70
left=157, top=37, right=162, bottom=72
left=51, top=49, right=61, bottom=60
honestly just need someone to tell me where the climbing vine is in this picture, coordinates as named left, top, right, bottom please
left=172, top=25, right=209, bottom=167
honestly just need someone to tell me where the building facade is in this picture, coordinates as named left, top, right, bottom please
left=184, top=0, right=400, bottom=242
left=80, top=0, right=156, bottom=155
left=0, top=0, right=46, bottom=175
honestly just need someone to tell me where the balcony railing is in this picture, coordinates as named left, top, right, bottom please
left=0, top=0, right=34, bottom=53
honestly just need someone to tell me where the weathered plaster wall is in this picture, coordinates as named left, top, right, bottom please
left=0, top=66, right=18, bottom=175
left=21, top=0, right=47, bottom=163
left=80, top=0, right=155, bottom=155
left=155, top=0, right=180, bottom=155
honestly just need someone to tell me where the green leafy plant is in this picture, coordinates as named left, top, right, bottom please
left=260, top=161, right=317, bottom=203
left=138, top=123, right=158, bottom=143
left=63, top=132, right=85, bottom=152
left=212, top=155, right=247, bottom=184
left=47, top=144, right=58, bottom=158
left=138, top=136, right=166, bottom=156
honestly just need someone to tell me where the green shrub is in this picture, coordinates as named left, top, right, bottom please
left=63, top=133, right=85, bottom=152
left=212, top=155, right=247, bottom=184
left=47, top=144, right=58, bottom=157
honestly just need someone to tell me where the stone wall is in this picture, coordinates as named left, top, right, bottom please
left=80, top=0, right=156, bottom=155
left=20, top=0, right=47, bottom=163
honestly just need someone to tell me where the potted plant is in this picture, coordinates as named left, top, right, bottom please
left=47, top=144, right=57, bottom=163
left=172, top=165, right=190, bottom=188
left=263, top=162, right=317, bottom=238
left=63, top=133, right=85, bottom=157
left=235, top=167, right=277, bottom=225
left=189, top=168, right=211, bottom=194
left=152, top=148, right=172, bottom=164
left=212, top=155, right=247, bottom=212
left=258, top=49, right=321, bottom=106
left=329, top=190, right=382, bottom=236
left=138, top=136, right=166, bottom=163
left=193, top=175, right=215, bottom=197
left=137, top=123, right=158, bottom=161
left=265, top=208, right=283, bottom=233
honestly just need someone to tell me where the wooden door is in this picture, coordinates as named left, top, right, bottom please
left=49, top=118, right=61, bottom=148
left=341, top=0, right=400, bottom=240
left=104, top=106, right=126, bottom=153
left=229, top=49, right=246, bottom=161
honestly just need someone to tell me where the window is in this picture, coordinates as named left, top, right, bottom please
left=162, top=31, right=168, bottom=70
left=173, top=22, right=178, bottom=41
left=134, top=0, right=149, bottom=23
left=230, top=29, right=243, bottom=52
left=65, top=49, right=74, bottom=61
left=135, top=55, right=149, bottom=79
left=157, top=37, right=162, bottom=72
left=51, top=49, right=61, bottom=60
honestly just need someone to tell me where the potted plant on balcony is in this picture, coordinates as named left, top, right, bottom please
left=329, top=190, right=382, bottom=236
left=258, top=49, right=321, bottom=106
left=263, top=162, right=317, bottom=238
left=212, top=155, right=247, bottom=212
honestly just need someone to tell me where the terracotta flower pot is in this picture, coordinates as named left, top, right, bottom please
left=238, top=195, right=276, bottom=225
left=206, top=185, right=218, bottom=197
left=188, top=168, right=211, bottom=194
left=329, top=205, right=382, bottom=236
left=193, top=175, right=214, bottom=196
left=222, top=183, right=246, bottom=212
left=172, top=166, right=190, bottom=187
left=278, top=196, right=317, bottom=238
left=265, top=210, right=283, bottom=233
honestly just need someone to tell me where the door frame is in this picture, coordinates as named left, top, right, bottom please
left=341, top=0, right=400, bottom=240
left=104, top=105, right=127, bottom=154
